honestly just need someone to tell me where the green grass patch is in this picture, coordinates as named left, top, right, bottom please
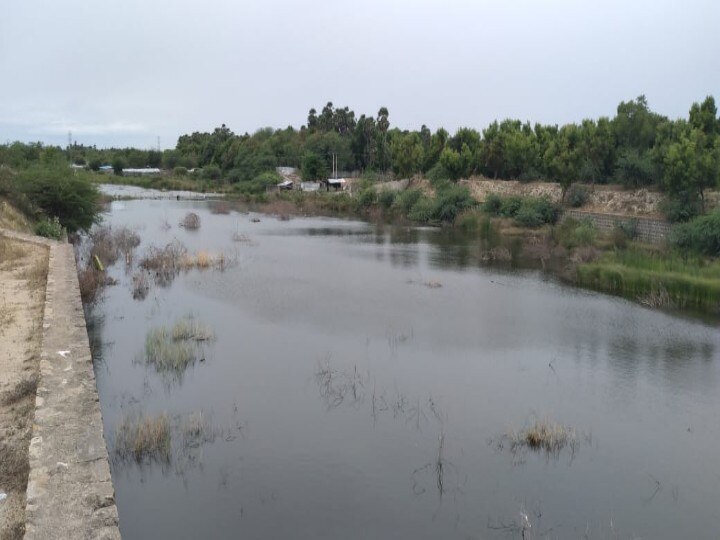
left=577, top=250, right=720, bottom=312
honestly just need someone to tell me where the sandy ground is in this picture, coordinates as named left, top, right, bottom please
left=0, top=236, right=48, bottom=539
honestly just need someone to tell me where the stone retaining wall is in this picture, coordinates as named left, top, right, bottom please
left=562, top=210, right=672, bottom=244
left=0, top=229, right=120, bottom=539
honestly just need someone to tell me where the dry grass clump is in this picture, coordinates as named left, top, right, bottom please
left=503, top=419, right=577, bottom=457
left=0, top=237, right=26, bottom=268
left=0, top=441, right=30, bottom=492
left=89, top=226, right=141, bottom=267
left=139, top=240, right=187, bottom=283
left=179, top=251, right=227, bottom=271
left=1, top=374, right=39, bottom=406
left=114, top=414, right=171, bottom=464
left=21, top=255, right=49, bottom=290
left=480, top=246, right=512, bottom=262
left=131, top=271, right=149, bottom=300
left=0, top=297, right=14, bottom=329
left=638, top=285, right=673, bottom=309
left=78, top=266, right=102, bottom=304
left=180, top=212, right=201, bottom=230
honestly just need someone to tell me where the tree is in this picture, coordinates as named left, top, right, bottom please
left=301, top=151, right=327, bottom=181
left=390, top=132, right=424, bottom=177
left=112, top=156, right=126, bottom=176
left=663, top=129, right=720, bottom=211
left=18, top=164, right=100, bottom=232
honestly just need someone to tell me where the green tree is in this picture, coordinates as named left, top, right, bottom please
left=301, top=151, right=327, bottom=181
left=18, top=164, right=100, bottom=232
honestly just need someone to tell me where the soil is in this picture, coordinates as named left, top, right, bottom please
left=0, top=236, right=48, bottom=539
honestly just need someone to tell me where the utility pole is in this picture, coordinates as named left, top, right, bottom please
left=67, top=131, right=72, bottom=150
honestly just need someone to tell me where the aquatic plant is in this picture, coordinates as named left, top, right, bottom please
left=144, top=316, right=214, bottom=378
left=114, top=414, right=172, bottom=464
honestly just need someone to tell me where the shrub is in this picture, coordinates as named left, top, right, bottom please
left=660, top=196, right=701, bottom=223
left=670, top=211, right=720, bottom=256
left=499, top=196, right=522, bottom=217
left=426, top=163, right=449, bottom=185
left=408, top=197, right=435, bottom=223
left=482, top=193, right=503, bottom=215
left=357, top=188, right=377, bottom=208
left=173, top=166, right=188, bottom=176
left=34, top=216, right=64, bottom=239
left=514, top=197, right=560, bottom=227
left=395, top=188, right=423, bottom=213
left=202, top=165, right=222, bottom=181
left=554, top=217, right=597, bottom=248
left=378, top=189, right=396, bottom=210
left=432, top=185, right=475, bottom=223
left=567, top=184, right=589, bottom=208
left=618, top=218, right=639, bottom=240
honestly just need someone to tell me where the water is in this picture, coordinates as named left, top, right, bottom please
left=91, top=192, right=720, bottom=539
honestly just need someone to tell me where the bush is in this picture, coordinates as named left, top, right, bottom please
left=202, top=165, right=222, bottom=181
left=426, top=163, right=449, bottom=185
left=378, top=189, right=396, bottom=210
left=482, top=193, right=503, bottom=215
left=567, top=184, right=589, bottom=208
left=357, top=188, right=377, bottom=208
left=433, top=185, right=475, bottom=223
left=660, top=196, right=701, bottom=223
left=34, top=216, right=64, bottom=239
left=499, top=196, right=522, bottom=217
left=407, top=197, right=435, bottom=223
left=395, top=189, right=423, bottom=213
left=554, top=217, right=597, bottom=248
left=514, top=197, right=560, bottom=227
left=173, top=166, right=188, bottom=176
left=670, top=211, right=720, bottom=256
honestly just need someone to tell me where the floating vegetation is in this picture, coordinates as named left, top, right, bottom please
left=180, top=212, right=201, bottom=229
left=143, top=315, right=214, bottom=379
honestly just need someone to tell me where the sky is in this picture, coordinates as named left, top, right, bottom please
left=1, top=0, right=718, bottom=149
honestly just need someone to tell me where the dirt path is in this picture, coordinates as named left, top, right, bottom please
left=0, top=235, right=48, bottom=539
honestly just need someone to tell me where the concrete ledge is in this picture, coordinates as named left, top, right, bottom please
left=0, top=229, right=121, bottom=539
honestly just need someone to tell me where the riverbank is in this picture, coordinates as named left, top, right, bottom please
left=97, top=180, right=720, bottom=317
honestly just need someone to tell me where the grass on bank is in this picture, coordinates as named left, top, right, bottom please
left=576, top=250, right=720, bottom=311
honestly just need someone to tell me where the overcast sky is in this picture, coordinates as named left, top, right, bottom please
left=1, top=0, right=718, bottom=149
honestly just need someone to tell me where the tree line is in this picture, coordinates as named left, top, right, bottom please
left=1, top=95, right=719, bottom=221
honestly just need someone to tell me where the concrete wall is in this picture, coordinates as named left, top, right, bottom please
left=0, top=230, right=120, bottom=539
left=562, top=210, right=672, bottom=244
